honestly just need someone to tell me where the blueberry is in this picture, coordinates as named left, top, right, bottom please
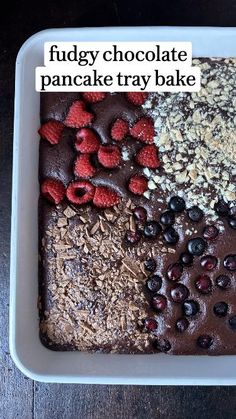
left=168, top=196, right=186, bottom=212
left=187, top=237, right=207, bottom=256
left=187, top=206, right=203, bottom=222
left=144, top=258, right=156, bottom=272
left=151, top=294, right=167, bottom=312
left=200, top=255, right=218, bottom=271
left=228, top=217, right=236, bottom=230
left=215, top=274, right=231, bottom=289
left=214, top=200, right=230, bottom=217
left=224, top=254, right=236, bottom=271
left=163, top=227, right=179, bottom=244
left=125, top=229, right=142, bottom=245
left=179, top=252, right=194, bottom=267
left=144, top=318, right=158, bottom=331
left=144, top=221, right=162, bottom=239
left=197, top=335, right=213, bottom=349
left=170, top=283, right=189, bottom=303
left=146, top=275, right=162, bottom=292
left=229, top=315, right=236, bottom=330
left=183, top=300, right=199, bottom=316
left=175, top=317, right=189, bottom=333
left=213, top=302, right=228, bottom=317
left=203, top=225, right=219, bottom=240
left=133, top=206, right=147, bottom=223
left=167, top=263, right=183, bottom=281
left=160, top=210, right=175, bottom=226
left=195, top=274, right=212, bottom=294
left=154, top=338, right=171, bottom=352
left=230, top=206, right=236, bottom=217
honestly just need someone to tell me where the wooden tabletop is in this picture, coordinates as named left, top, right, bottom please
left=1, top=1, right=236, bottom=417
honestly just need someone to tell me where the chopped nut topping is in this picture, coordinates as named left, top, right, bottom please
left=39, top=202, right=164, bottom=353
left=57, top=217, right=68, bottom=228
left=63, top=206, right=76, bottom=218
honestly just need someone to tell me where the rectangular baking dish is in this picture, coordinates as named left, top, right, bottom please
left=10, top=26, right=236, bottom=384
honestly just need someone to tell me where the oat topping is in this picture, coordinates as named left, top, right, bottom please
left=143, top=58, right=236, bottom=219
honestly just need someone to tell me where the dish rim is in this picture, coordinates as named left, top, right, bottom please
left=10, top=26, right=236, bottom=384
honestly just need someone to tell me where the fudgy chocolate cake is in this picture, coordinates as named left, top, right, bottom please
left=38, top=58, right=236, bottom=354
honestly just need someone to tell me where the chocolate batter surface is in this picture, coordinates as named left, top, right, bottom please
left=39, top=58, right=236, bottom=354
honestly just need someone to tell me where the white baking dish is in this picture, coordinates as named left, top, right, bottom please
left=10, top=27, right=236, bottom=384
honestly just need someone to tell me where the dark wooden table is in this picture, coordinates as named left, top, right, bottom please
left=1, top=1, right=236, bottom=418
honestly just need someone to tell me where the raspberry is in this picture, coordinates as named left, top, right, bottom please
left=136, top=145, right=160, bottom=169
left=66, top=180, right=95, bottom=205
left=38, top=120, right=64, bottom=145
left=98, top=145, right=121, bottom=169
left=64, top=101, right=94, bottom=128
left=128, top=175, right=148, bottom=195
left=74, top=154, right=96, bottom=178
left=130, top=117, right=155, bottom=144
left=93, top=186, right=120, bottom=208
left=111, top=119, right=129, bottom=141
left=75, top=128, right=100, bottom=153
left=82, top=92, right=106, bottom=103
left=41, top=178, right=66, bottom=204
left=126, top=92, right=148, bottom=106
